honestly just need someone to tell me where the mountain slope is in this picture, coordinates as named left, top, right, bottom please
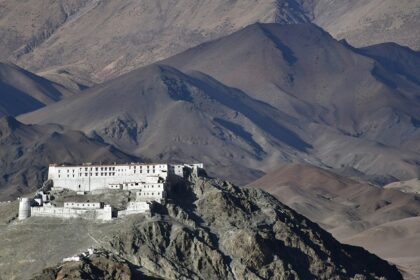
left=21, top=23, right=420, bottom=184
left=384, top=179, right=420, bottom=195
left=306, top=0, right=420, bottom=50
left=249, top=164, right=420, bottom=279
left=1, top=176, right=403, bottom=279
left=2, top=0, right=298, bottom=83
left=249, top=164, right=420, bottom=239
left=345, top=217, right=420, bottom=280
left=0, top=0, right=418, bottom=85
left=20, top=64, right=313, bottom=185
left=0, top=63, right=76, bottom=117
left=163, top=23, right=420, bottom=183
left=0, top=116, right=137, bottom=200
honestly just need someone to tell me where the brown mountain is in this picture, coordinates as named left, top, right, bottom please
left=0, top=0, right=418, bottom=84
left=0, top=62, right=75, bottom=117
left=20, top=23, right=420, bottom=185
left=21, top=63, right=310, bottom=184
left=1, top=0, right=298, bottom=83
left=0, top=116, right=137, bottom=200
left=384, top=179, right=420, bottom=195
left=306, top=0, right=420, bottom=50
left=249, top=164, right=420, bottom=279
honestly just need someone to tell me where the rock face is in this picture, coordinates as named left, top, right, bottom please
left=51, top=176, right=402, bottom=279
left=32, top=251, right=134, bottom=280
left=0, top=175, right=401, bottom=279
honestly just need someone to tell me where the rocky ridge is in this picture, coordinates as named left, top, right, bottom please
left=31, top=175, right=402, bottom=279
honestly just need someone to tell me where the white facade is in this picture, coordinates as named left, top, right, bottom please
left=48, top=163, right=169, bottom=192
left=118, top=201, right=150, bottom=217
left=31, top=204, right=112, bottom=221
left=64, top=202, right=102, bottom=209
left=20, top=162, right=205, bottom=221
left=18, top=198, right=31, bottom=220
left=169, top=163, right=204, bottom=177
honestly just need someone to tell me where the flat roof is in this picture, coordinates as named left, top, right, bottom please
left=49, top=163, right=168, bottom=167
left=49, top=162, right=203, bottom=167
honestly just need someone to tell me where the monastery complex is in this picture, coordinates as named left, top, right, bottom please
left=18, top=162, right=204, bottom=221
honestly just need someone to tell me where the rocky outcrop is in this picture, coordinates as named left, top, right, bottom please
left=110, top=176, right=402, bottom=279
left=31, top=175, right=403, bottom=279
left=32, top=251, right=134, bottom=280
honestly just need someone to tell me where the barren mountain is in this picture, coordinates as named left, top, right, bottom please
left=0, top=175, right=403, bottom=279
left=0, top=63, right=75, bottom=117
left=345, top=217, right=420, bottom=280
left=0, top=0, right=418, bottom=84
left=384, top=179, right=420, bottom=195
left=306, top=0, right=420, bottom=50
left=0, top=116, right=137, bottom=200
left=249, top=164, right=420, bottom=239
left=21, top=63, right=312, bottom=185
left=249, top=164, right=420, bottom=279
left=1, top=0, right=293, bottom=83
left=163, top=23, right=420, bottom=183
left=21, top=23, right=420, bottom=185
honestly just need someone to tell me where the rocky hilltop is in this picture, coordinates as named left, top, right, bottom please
left=28, top=175, right=402, bottom=280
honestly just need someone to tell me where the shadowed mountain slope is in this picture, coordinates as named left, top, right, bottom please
left=0, top=62, right=76, bottom=117
left=20, top=23, right=420, bottom=184
left=0, top=116, right=137, bottom=200
left=20, top=64, right=313, bottom=185
left=163, top=23, right=420, bottom=183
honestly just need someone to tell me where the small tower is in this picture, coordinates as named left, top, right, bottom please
left=18, top=197, right=31, bottom=220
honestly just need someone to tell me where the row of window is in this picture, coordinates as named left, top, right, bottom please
left=57, top=165, right=166, bottom=173
left=58, top=172, right=117, bottom=178
left=139, top=192, right=160, bottom=196
left=65, top=203, right=99, bottom=207
left=58, top=167, right=117, bottom=173
left=57, top=169, right=163, bottom=178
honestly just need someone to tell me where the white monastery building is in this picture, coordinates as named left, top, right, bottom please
left=18, top=162, right=204, bottom=221
left=48, top=163, right=202, bottom=193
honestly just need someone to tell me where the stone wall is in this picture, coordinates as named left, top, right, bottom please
left=31, top=205, right=112, bottom=221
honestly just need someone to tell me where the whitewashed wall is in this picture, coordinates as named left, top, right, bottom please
left=48, top=164, right=169, bottom=192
